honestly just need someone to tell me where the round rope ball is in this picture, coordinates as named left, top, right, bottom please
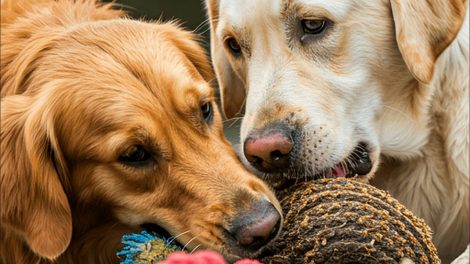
left=260, top=179, right=440, bottom=264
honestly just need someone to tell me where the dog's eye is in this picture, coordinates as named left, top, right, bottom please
left=201, top=102, right=213, bottom=122
left=119, top=145, right=152, bottom=166
left=226, top=37, right=242, bottom=56
left=301, top=19, right=327, bottom=35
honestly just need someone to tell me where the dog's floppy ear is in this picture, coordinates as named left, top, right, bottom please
left=0, top=95, right=72, bottom=259
left=390, top=0, right=468, bottom=84
left=162, top=24, right=214, bottom=83
left=206, top=0, right=246, bottom=119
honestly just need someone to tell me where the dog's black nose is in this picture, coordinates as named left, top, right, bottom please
left=244, top=125, right=293, bottom=173
left=229, top=200, right=281, bottom=250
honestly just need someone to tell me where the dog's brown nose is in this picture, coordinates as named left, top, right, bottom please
left=229, top=200, right=281, bottom=250
left=244, top=126, right=293, bottom=173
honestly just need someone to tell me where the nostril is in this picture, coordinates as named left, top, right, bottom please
left=270, top=150, right=284, bottom=161
left=248, top=155, right=264, bottom=165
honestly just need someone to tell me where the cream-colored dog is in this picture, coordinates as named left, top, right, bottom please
left=206, top=0, right=469, bottom=262
left=0, top=0, right=282, bottom=262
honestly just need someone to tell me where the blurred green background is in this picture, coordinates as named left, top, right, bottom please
left=105, top=0, right=210, bottom=47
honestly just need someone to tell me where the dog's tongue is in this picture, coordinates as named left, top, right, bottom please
left=332, top=165, right=347, bottom=178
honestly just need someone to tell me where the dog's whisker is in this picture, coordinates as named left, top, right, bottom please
left=183, top=233, right=201, bottom=251
left=294, top=170, right=300, bottom=185
left=190, top=244, right=202, bottom=254
left=193, top=21, right=212, bottom=36
left=223, top=116, right=244, bottom=123
left=346, top=155, right=357, bottom=170
left=193, top=17, right=211, bottom=33
left=341, top=160, right=349, bottom=176
left=345, top=159, right=354, bottom=173
left=168, top=230, right=191, bottom=245
left=223, top=116, right=244, bottom=128
left=233, top=96, right=247, bottom=117
left=196, top=26, right=212, bottom=36
left=383, top=104, right=414, bottom=123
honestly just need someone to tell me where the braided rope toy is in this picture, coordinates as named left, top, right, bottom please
left=117, top=231, right=182, bottom=264
left=260, top=178, right=441, bottom=264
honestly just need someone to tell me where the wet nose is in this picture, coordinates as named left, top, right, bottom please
left=229, top=200, right=281, bottom=250
left=244, top=126, right=293, bottom=173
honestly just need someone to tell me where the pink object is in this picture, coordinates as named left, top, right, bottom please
left=158, top=250, right=226, bottom=264
left=158, top=250, right=263, bottom=264
left=234, top=259, right=263, bottom=264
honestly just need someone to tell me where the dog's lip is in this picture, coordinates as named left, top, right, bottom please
left=265, top=142, right=375, bottom=190
left=314, top=142, right=373, bottom=179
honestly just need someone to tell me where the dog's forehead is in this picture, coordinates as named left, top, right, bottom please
left=219, top=0, right=282, bottom=16
left=219, top=0, right=282, bottom=27
left=295, top=0, right=352, bottom=18
left=218, top=0, right=352, bottom=29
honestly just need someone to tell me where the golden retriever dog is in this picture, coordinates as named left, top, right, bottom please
left=0, top=0, right=282, bottom=263
left=206, top=0, right=468, bottom=262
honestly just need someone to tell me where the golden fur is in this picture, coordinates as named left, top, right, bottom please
left=0, top=0, right=281, bottom=262
left=206, top=0, right=468, bottom=262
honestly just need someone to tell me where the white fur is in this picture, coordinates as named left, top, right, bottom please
left=297, top=0, right=352, bottom=19
left=209, top=0, right=469, bottom=262
left=451, top=245, right=469, bottom=264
